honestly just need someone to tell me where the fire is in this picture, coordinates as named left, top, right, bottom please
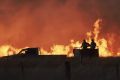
left=0, top=45, right=19, bottom=57
left=93, top=19, right=102, bottom=42
left=51, top=45, right=70, bottom=55
left=0, top=19, right=119, bottom=57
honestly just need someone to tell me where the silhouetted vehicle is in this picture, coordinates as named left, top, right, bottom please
left=73, top=48, right=99, bottom=58
left=18, top=48, right=40, bottom=56
left=74, top=39, right=98, bottom=58
left=6, top=48, right=40, bottom=58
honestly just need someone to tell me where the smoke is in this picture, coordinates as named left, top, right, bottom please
left=0, top=0, right=119, bottom=51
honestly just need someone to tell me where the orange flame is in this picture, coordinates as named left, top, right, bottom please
left=0, top=19, right=119, bottom=57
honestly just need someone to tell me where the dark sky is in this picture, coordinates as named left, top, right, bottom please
left=0, top=0, right=119, bottom=51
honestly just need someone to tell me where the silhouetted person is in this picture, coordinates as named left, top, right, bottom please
left=81, top=39, right=89, bottom=49
left=90, top=39, right=96, bottom=49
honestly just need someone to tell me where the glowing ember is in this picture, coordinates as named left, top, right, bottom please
left=0, top=19, right=119, bottom=57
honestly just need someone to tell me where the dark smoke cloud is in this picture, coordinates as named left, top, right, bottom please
left=0, top=0, right=119, bottom=51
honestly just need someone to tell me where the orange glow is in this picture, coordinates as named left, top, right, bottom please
left=0, top=19, right=119, bottom=57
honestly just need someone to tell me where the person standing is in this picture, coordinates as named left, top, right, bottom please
left=81, top=39, right=90, bottom=49
left=90, top=39, right=96, bottom=49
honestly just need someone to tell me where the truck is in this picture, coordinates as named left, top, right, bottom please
left=18, top=48, right=40, bottom=56
left=73, top=48, right=99, bottom=58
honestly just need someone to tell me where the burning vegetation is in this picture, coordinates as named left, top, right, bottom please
left=0, top=19, right=119, bottom=57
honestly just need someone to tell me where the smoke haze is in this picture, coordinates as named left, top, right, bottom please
left=0, top=0, right=119, bottom=51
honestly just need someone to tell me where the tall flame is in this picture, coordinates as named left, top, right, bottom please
left=0, top=19, right=119, bottom=57
left=93, top=19, right=102, bottom=42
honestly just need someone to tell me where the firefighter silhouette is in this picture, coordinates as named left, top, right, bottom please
left=90, top=39, right=96, bottom=49
left=81, top=39, right=90, bottom=49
